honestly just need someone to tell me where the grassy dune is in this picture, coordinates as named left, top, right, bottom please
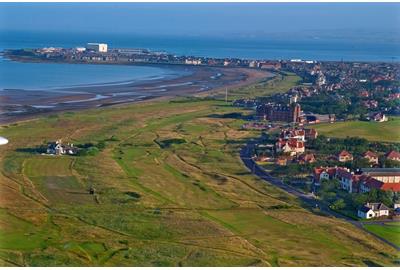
left=312, top=117, right=400, bottom=142
left=0, top=76, right=398, bottom=266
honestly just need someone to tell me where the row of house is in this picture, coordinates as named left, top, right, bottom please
left=313, top=166, right=400, bottom=193
left=337, top=149, right=400, bottom=164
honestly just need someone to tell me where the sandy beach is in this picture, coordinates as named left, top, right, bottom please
left=0, top=65, right=273, bottom=124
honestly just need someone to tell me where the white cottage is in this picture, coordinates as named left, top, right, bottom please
left=357, top=203, right=390, bottom=219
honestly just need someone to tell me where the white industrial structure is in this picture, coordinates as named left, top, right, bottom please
left=75, top=47, right=86, bottom=52
left=86, top=43, right=108, bottom=53
left=0, top=136, right=8, bottom=145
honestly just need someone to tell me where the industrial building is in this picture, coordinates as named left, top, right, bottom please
left=86, top=43, right=108, bottom=53
left=361, top=168, right=400, bottom=183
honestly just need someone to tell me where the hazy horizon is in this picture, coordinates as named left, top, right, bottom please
left=1, top=3, right=399, bottom=43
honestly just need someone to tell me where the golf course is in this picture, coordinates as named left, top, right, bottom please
left=0, top=74, right=398, bottom=266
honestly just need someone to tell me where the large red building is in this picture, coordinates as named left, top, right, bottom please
left=256, top=103, right=301, bottom=123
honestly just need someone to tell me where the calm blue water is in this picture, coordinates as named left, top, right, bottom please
left=1, top=30, right=399, bottom=91
left=0, top=58, right=179, bottom=91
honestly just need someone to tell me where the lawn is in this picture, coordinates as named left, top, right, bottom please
left=363, top=223, right=400, bottom=247
left=0, top=74, right=398, bottom=266
left=312, top=117, right=400, bottom=142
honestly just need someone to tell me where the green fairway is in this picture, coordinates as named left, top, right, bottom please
left=363, top=223, right=400, bottom=247
left=0, top=74, right=398, bottom=266
left=312, top=117, right=400, bottom=142
left=227, top=72, right=301, bottom=100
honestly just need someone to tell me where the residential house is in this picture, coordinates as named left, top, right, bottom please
left=47, top=140, right=78, bottom=155
left=337, top=150, right=353, bottom=162
left=276, top=156, right=288, bottom=166
left=362, top=150, right=379, bottom=165
left=297, top=153, right=316, bottom=164
left=370, top=112, right=388, bottom=122
left=336, top=167, right=359, bottom=193
left=358, top=205, right=375, bottom=219
left=357, top=203, right=390, bottom=219
left=280, top=128, right=305, bottom=141
left=359, top=175, right=400, bottom=193
left=275, top=138, right=305, bottom=156
left=304, top=128, right=318, bottom=140
left=360, top=90, right=369, bottom=98
left=386, top=150, right=400, bottom=162
left=313, top=167, right=334, bottom=187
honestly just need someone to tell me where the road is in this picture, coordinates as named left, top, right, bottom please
left=240, top=138, right=400, bottom=251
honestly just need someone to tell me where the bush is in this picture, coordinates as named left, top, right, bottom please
left=331, top=198, right=346, bottom=210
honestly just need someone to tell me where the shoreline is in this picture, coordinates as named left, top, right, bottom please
left=0, top=65, right=273, bottom=125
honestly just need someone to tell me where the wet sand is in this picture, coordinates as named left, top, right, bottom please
left=0, top=65, right=273, bottom=124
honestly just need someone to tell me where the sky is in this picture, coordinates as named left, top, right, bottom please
left=0, top=2, right=399, bottom=40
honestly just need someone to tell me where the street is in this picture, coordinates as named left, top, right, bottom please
left=239, top=139, right=400, bottom=251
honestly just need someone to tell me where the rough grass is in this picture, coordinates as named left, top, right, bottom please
left=312, top=117, right=400, bottom=142
left=0, top=75, right=398, bottom=266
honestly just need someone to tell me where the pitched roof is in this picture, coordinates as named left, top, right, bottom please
left=338, top=150, right=352, bottom=157
left=305, top=128, right=318, bottom=136
left=362, top=167, right=400, bottom=176
left=287, top=138, right=304, bottom=148
left=326, top=167, right=337, bottom=177
left=299, top=153, right=315, bottom=162
left=368, top=203, right=390, bottom=211
left=363, top=150, right=378, bottom=158
left=336, top=168, right=352, bottom=179
left=386, top=150, right=400, bottom=160
left=362, top=177, right=384, bottom=190
left=380, top=183, right=400, bottom=192
left=358, top=205, right=373, bottom=213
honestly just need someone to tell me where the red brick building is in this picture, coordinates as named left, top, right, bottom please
left=256, top=103, right=301, bottom=123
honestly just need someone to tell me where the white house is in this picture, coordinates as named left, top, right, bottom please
left=47, top=140, right=78, bottom=155
left=357, top=206, right=376, bottom=219
left=357, top=203, right=390, bottom=219
left=336, top=168, right=355, bottom=193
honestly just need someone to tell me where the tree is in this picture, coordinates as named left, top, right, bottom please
left=353, top=158, right=372, bottom=170
left=331, top=198, right=346, bottom=210
left=349, top=193, right=368, bottom=209
left=367, top=189, right=394, bottom=207
left=383, top=158, right=400, bottom=168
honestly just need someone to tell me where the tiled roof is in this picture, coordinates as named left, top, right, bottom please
left=368, top=203, right=390, bottom=211
left=338, top=150, right=352, bottom=157
left=362, top=168, right=400, bottom=176
left=386, top=150, right=400, bottom=159
left=363, top=150, right=378, bottom=158
left=381, top=183, right=400, bottom=192
left=362, top=177, right=384, bottom=189
left=336, top=168, right=352, bottom=179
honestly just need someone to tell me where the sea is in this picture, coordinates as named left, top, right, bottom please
left=1, top=30, right=399, bottom=91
